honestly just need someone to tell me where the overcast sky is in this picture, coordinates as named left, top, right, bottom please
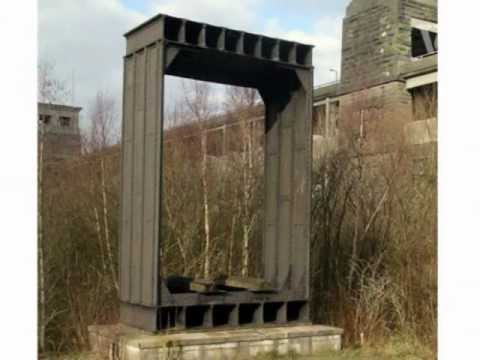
left=39, top=0, right=350, bottom=125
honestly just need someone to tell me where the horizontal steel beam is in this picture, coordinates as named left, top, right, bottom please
left=125, top=14, right=313, bottom=67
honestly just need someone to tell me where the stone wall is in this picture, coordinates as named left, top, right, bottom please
left=43, top=132, right=82, bottom=159
left=341, top=0, right=437, bottom=94
left=38, top=103, right=82, bottom=160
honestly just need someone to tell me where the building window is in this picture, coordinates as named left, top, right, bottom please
left=59, top=116, right=71, bottom=127
left=313, top=100, right=339, bottom=137
left=329, top=101, right=340, bottom=134
left=39, top=114, right=52, bottom=125
left=206, top=127, right=224, bottom=156
left=227, top=123, right=242, bottom=153
left=412, top=83, right=437, bottom=121
left=411, top=27, right=438, bottom=58
left=313, top=105, right=327, bottom=136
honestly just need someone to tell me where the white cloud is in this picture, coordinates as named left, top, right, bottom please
left=39, top=0, right=344, bottom=130
left=148, top=0, right=262, bottom=32
left=264, top=16, right=343, bottom=86
left=39, top=0, right=146, bottom=127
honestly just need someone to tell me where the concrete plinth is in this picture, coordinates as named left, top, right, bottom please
left=89, top=324, right=343, bottom=360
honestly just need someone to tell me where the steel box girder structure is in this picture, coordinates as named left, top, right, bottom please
left=119, top=14, right=314, bottom=332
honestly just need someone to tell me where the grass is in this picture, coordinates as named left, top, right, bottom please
left=254, top=336, right=435, bottom=360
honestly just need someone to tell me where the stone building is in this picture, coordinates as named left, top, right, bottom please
left=38, top=102, right=82, bottom=160
left=313, top=0, right=438, bottom=159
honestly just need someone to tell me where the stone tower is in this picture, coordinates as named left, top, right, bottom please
left=340, top=0, right=437, bottom=93
left=38, top=102, right=82, bottom=159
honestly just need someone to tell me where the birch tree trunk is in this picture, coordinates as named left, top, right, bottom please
left=228, top=213, right=237, bottom=276
left=100, top=158, right=118, bottom=292
left=201, top=133, right=211, bottom=279
left=38, top=137, right=46, bottom=353
left=241, top=125, right=249, bottom=277
left=241, top=119, right=254, bottom=277
left=93, top=206, right=107, bottom=274
left=183, top=80, right=214, bottom=279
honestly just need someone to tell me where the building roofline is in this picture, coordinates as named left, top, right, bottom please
left=313, top=54, right=437, bottom=102
left=313, top=81, right=340, bottom=101
left=38, top=102, right=82, bottom=112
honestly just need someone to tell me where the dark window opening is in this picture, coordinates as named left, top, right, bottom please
left=412, top=83, right=437, bottom=121
left=330, top=101, right=340, bottom=132
left=411, top=27, right=438, bottom=58
left=59, top=116, right=71, bottom=127
left=39, top=114, right=52, bottom=125
left=313, top=105, right=327, bottom=136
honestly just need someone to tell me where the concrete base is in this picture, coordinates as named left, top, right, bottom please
left=89, top=324, right=343, bottom=360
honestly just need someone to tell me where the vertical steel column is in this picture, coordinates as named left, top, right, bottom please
left=263, top=67, right=313, bottom=298
left=119, top=37, right=166, bottom=331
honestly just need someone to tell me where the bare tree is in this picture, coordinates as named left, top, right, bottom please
left=224, top=86, right=262, bottom=277
left=183, top=81, right=216, bottom=279
left=37, top=59, right=71, bottom=353
left=84, top=90, right=120, bottom=153
left=81, top=91, right=120, bottom=291
left=38, top=59, right=71, bottom=104
left=161, top=104, right=199, bottom=275
left=38, top=131, right=46, bottom=352
left=38, top=60, right=122, bottom=354
left=310, top=85, right=437, bottom=349
left=40, top=151, right=121, bottom=352
left=160, top=84, right=264, bottom=280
